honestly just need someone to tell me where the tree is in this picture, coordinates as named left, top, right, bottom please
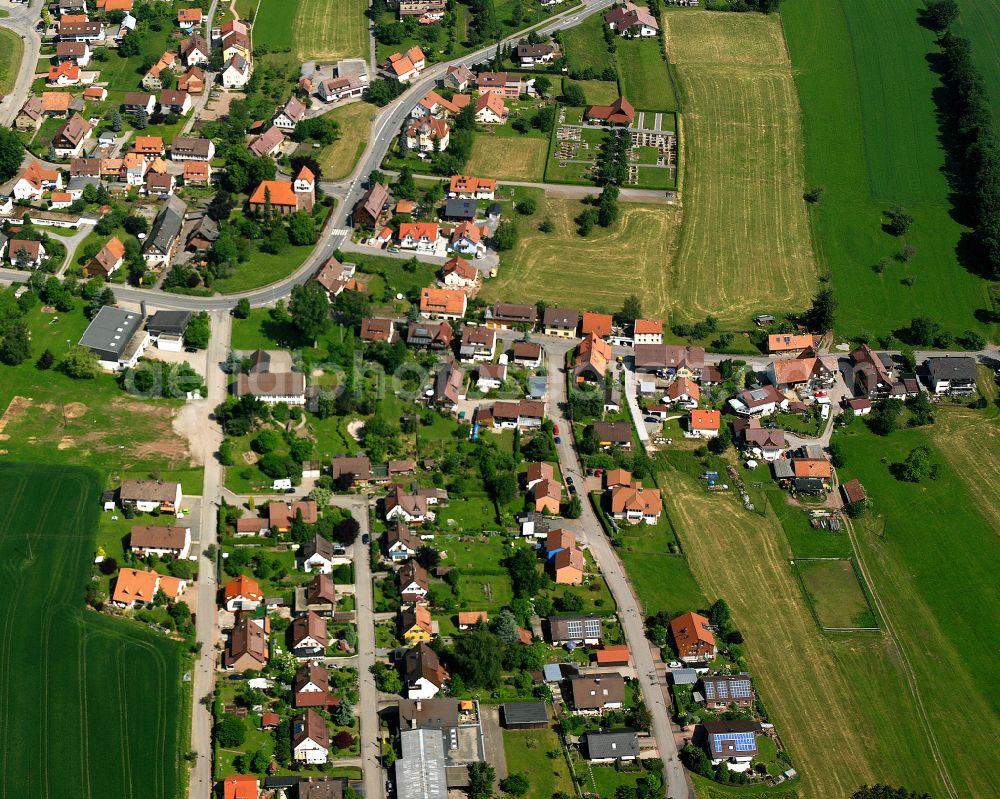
left=504, top=546, right=547, bottom=597
left=804, top=185, right=824, bottom=203
left=468, top=762, right=496, bottom=799
left=499, top=773, right=529, bottom=796
left=806, top=287, right=837, bottom=331
left=287, top=211, right=318, bottom=246
left=492, top=608, right=519, bottom=645
left=539, top=217, right=555, bottom=233
left=493, top=220, right=518, bottom=251
left=331, top=517, right=361, bottom=547
left=215, top=714, right=247, bottom=748
left=516, top=197, right=537, bottom=215
left=885, top=205, right=913, bottom=236
left=868, top=398, right=903, bottom=436
left=0, top=321, right=31, bottom=365
left=898, top=446, right=933, bottom=483
left=904, top=316, right=940, bottom=346
left=416, top=545, right=441, bottom=569
left=905, top=392, right=935, bottom=426
left=207, top=190, right=236, bottom=222
left=132, top=108, right=149, bottom=130
left=562, top=81, right=586, bottom=106
left=119, top=29, right=141, bottom=57
left=829, top=439, right=847, bottom=468
left=61, top=346, right=100, bottom=379
left=289, top=281, right=330, bottom=342
left=615, top=294, right=642, bottom=326
left=395, top=166, right=417, bottom=200
left=921, top=0, right=960, bottom=31
left=35, top=349, right=55, bottom=370
left=372, top=661, right=403, bottom=693
left=234, top=298, right=251, bottom=319
left=452, top=625, right=502, bottom=688
left=185, top=312, right=210, bottom=349
left=564, top=495, right=582, bottom=519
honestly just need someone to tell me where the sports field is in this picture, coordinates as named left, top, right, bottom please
left=0, top=463, right=185, bottom=799
left=662, top=471, right=950, bottom=799
left=663, top=10, right=818, bottom=325
left=616, top=38, right=677, bottom=111
left=293, top=0, right=369, bottom=62
left=480, top=195, right=681, bottom=316
left=315, top=102, right=376, bottom=181
left=782, top=0, right=993, bottom=338
left=838, top=415, right=1000, bottom=798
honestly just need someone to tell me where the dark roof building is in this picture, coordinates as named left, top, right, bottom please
left=583, top=729, right=639, bottom=762
left=146, top=310, right=191, bottom=338
left=501, top=701, right=548, bottom=729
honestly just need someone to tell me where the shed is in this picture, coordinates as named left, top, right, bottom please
left=771, top=460, right=794, bottom=480
left=501, top=701, right=548, bottom=729
left=670, top=668, right=698, bottom=686
left=542, top=663, right=563, bottom=683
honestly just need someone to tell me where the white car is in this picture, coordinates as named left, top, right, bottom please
left=821, top=404, right=831, bottom=420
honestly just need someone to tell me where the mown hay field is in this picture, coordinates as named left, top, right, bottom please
left=616, top=37, right=677, bottom=111
left=293, top=0, right=370, bottom=62
left=663, top=10, right=818, bottom=325
left=466, top=135, right=549, bottom=182
left=662, top=469, right=951, bottom=799
left=0, top=463, right=185, bottom=799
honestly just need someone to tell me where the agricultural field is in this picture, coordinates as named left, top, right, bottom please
left=0, top=463, right=186, bottom=799
left=956, top=0, right=1000, bottom=121
left=313, top=102, right=377, bottom=181
left=662, top=9, right=818, bottom=326
left=480, top=194, right=681, bottom=316
left=838, top=414, right=1000, bottom=797
left=782, top=0, right=994, bottom=338
left=616, top=38, right=677, bottom=111
left=292, top=0, right=369, bottom=61
left=661, top=468, right=950, bottom=799
left=0, top=27, right=24, bottom=95
left=794, top=559, right=876, bottom=630
left=250, top=0, right=298, bottom=51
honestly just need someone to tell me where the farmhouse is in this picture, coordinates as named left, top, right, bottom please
left=129, top=524, right=191, bottom=559
left=670, top=611, right=717, bottom=663
left=849, top=344, right=908, bottom=399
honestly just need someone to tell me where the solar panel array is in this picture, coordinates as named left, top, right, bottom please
left=704, top=676, right=753, bottom=702
left=584, top=618, right=601, bottom=636
left=713, top=731, right=757, bottom=753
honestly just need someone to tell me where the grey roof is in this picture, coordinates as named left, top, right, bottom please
left=398, top=698, right=459, bottom=732
left=443, top=198, right=476, bottom=220
left=145, top=196, right=186, bottom=255
left=771, top=460, right=794, bottom=479
left=926, top=356, right=977, bottom=382
left=147, top=310, right=191, bottom=336
left=502, top=701, right=548, bottom=726
left=542, top=307, right=579, bottom=329
left=670, top=668, right=698, bottom=685
left=78, top=306, right=146, bottom=361
left=542, top=663, right=563, bottom=682
left=584, top=729, right=639, bottom=761
left=395, top=728, right=447, bottom=799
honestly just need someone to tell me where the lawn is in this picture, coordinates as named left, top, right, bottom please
left=767, top=488, right=853, bottom=559
left=616, top=37, right=677, bottom=111
left=0, top=27, right=25, bottom=95
left=314, top=102, right=377, bottom=181
left=662, top=9, right=818, bottom=326
left=467, top=132, right=549, bottom=182
left=481, top=193, right=681, bottom=317
left=502, top=727, right=575, bottom=799
left=837, top=413, right=1000, bottom=797
left=0, top=463, right=186, bottom=799
left=795, top=559, right=876, bottom=630
left=575, top=79, right=620, bottom=106
left=293, top=0, right=369, bottom=61
left=662, top=467, right=951, bottom=799
left=561, top=12, right=614, bottom=76
left=781, top=0, right=995, bottom=339
left=0, top=303, right=202, bottom=489
left=210, top=241, right=316, bottom=294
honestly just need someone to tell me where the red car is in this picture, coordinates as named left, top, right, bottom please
left=553, top=424, right=560, bottom=436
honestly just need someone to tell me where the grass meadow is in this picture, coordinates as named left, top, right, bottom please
left=794, top=559, right=875, bottom=629
left=251, top=0, right=298, bottom=51
left=313, top=102, right=377, bottom=181
left=292, top=0, right=370, bottom=61
left=838, top=413, right=1000, bottom=797
left=560, top=12, right=612, bottom=76
left=0, top=27, right=24, bottom=95
left=956, top=0, right=1000, bottom=121
left=781, top=0, right=995, bottom=338
left=0, top=463, right=185, bottom=799
left=616, top=37, right=678, bottom=111
left=503, top=727, right=575, bottom=799
left=662, top=10, right=818, bottom=325
left=660, top=466, right=950, bottom=799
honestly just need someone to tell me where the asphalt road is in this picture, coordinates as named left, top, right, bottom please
left=0, top=0, right=42, bottom=127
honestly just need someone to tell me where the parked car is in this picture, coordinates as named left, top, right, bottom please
left=553, top=423, right=560, bottom=435
left=821, top=404, right=830, bottom=420
left=362, top=533, right=370, bottom=545
left=566, top=475, right=574, bottom=485
left=568, top=484, right=577, bottom=494
left=554, top=436, right=561, bottom=444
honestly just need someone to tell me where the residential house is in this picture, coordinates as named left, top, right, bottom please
left=111, top=568, right=184, bottom=607
left=581, top=312, right=613, bottom=339
left=404, top=114, right=449, bottom=152
left=516, top=42, right=556, bottom=67
left=268, top=499, right=319, bottom=532
left=533, top=478, right=562, bottom=514
left=407, top=320, right=453, bottom=349
left=185, top=215, right=218, bottom=251
left=221, top=55, right=252, bottom=89
left=442, top=256, right=482, bottom=291
left=290, top=611, right=329, bottom=658
left=633, top=319, right=662, bottom=345
left=486, top=399, right=545, bottom=430
left=7, top=239, right=46, bottom=268
left=14, top=96, right=45, bottom=132
left=171, top=136, right=215, bottom=163
left=543, top=307, right=580, bottom=338
left=527, top=463, right=555, bottom=492
left=58, top=17, right=104, bottom=42
left=591, top=421, right=632, bottom=449
left=700, top=720, right=761, bottom=772
left=84, top=86, right=107, bottom=102
left=584, top=96, right=635, bottom=126
left=385, top=486, right=433, bottom=524
left=128, top=524, right=191, bottom=559
left=221, top=775, right=260, bottom=799
left=727, top=385, right=787, bottom=417
left=316, top=75, right=365, bottom=102
left=224, top=574, right=264, bottom=611
left=419, top=287, right=467, bottom=319
left=123, top=92, right=156, bottom=114
left=485, top=302, right=538, bottom=329
left=130, top=135, right=165, bottom=159
left=403, top=642, right=449, bottom=699
left=412, top=89, right=460, bottom=118
left=766, top=351, right=837, bottom=393
left=574, top=332, right=612, bottom=384
left=735, top=418, right=785, bottom=462
left=459, top=325, right=496, bottom=361
left=300, top=573, right=337, bottom=616
left=570, top=673, right=626, bottom=714
left=177, top=7, right=202, bottom=30
left=41, top=92, right=73, bottom=118
left=513, top=341, right=542, bottom=368
left=143, top=196, right=186, bottom=267
left=475, top=71, right=527, bottom=98
left=300, top=534, right=337, bottom=574
left=604, top=2, right=659, bottom=36
left=450, top=220, right=490, bottom=257
left=142, top=53, right=178, bottom=91
left=52, top=113, right=91, bottom=158
left=457, top=611, right=488, bottom=630
left=400, top=604, right=434, bottom=644
left=386, top=523, right=421, bottom=561
left=547, top=614, right=603, bottom=645
left=666, top=377, right=700, bottom=407
left=144, top=171, right=175, bottom=198
left=431, top=361, right=465, bottom=410
left=634, top=344, right=705, bottom=377
left=552, top=546, right=584, bottom=585
left=443, top=64, right=472, bottom=91
left=58, top=0, right=87, bottom=14
left=360, top=317, right=396, bottom=343
left=292, top=710, right=330, bottom=765
left=792, top=458, right=832, bottom=482
left=474, top=91, right=508, bottom=124
left=670, top=611, right=717, bottom=663
left=448, top=175, right=496, bottom=199
left=608, top=482, right=662, bottom=525
left=158, top=89, right=192, bottom=116
left=273, top=96, right=307, bottom=131
left=179, top=32, right=210, bottom=65
left=224, top=615, right=269, bottom=671
left=767, top=332, right=814, bottom=355
left=294, top=663, right=340, bottom=708
left=83, top=236, right=125, bottom=278
left=55, top=41, right=91, bottom=66
left=442, top=198, right=475, bottom=221
left=595, top=645, right=631, bottom=667
left=119, top=479, right=182, bottom=513
left=700, top=674, right=754, bottom=710
left=400, top=222, right=444, bottom=253
left=248, top=126, right=287, bottom=159
left=353, top=182, right=391, bottom=227
left=476, top=362, right=506, bottom=392
left=584, top=730, right=639, bottom=763
left=312, top=257, right=354, bottom=297
left=689, top=409, right=721, bottom=438
left=383, top=47, right=426, bottom=82
left=925, top=356, right=977, bottom=395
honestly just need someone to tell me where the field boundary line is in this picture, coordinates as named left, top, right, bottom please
left=844, top=516, right=959, bottom=799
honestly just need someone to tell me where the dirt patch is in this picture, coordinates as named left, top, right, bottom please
left=63, top=402, right=88, bottom=419
left=311, top=368, right=325, bottom=377
left=0, top=396, right=32, bottom=435
left=172, top=401, right=207, bottom=466
left=346, top=419, right=364, bottom=442
left=243, top=451, right=259, bottom=465
left=57, top=437, right=75, bottom=450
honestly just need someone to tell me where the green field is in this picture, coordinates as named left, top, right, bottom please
left=0, top=27, right=25, bottom=95
left=782, top=0, right=994, bottom=338
left=838, top=415, right=1000, bottom=796
left=794, top=559, right=875, bottom=629
left=575, top=79, right=620, bottom=106
left=503, top=727, right=575, bottom=799
left=663, top=9, right=818, bottom=325
left=292, top=0, right=369, bottom=61
left=956, top=0, right=1000, bottom=121
left=561, top=12, right=614, bottom=76
left=253, top=0, right=298, bottom=50
left=314, top=102, right=376, bottom=181
left=0, top=463, right=185, bottom=799
left=616, top=37, right=677, bottom=111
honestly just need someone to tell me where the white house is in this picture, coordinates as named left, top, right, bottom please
left=399, top=222, right=443, bottom=252
left=221, top=55, right=252, bottom=89
left=129, top=524, right=192, bottom=559
left=13, top=160, right=63, bottom=201
left=476, top=362, right=506, bottom=392
left=474, top=91, right=508, bottom=124
left=704, top=721, right=762, bottom=773
left=272, top=96, right=306, bottom=130
left=727, top=385, right=788, bottom=417
left=441, top=256, right=481, bottom=290
left=299, top=534, right=336, bottom=574
left=403, top=643, right=447, bottom=699
left=119, top=479, right=182, bottom=513
left=292, top=711, right=330, bottom=765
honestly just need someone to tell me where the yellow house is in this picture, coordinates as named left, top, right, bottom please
left=400, top=604, right=433, bottom=644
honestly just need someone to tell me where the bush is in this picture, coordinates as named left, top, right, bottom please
left=215, top=714, right=247, bottom=748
